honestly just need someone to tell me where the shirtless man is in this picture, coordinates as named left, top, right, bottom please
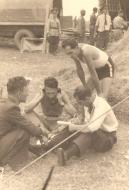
left=62, top=39, right=115, bottom=98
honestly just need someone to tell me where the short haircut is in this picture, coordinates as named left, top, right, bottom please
left=62, top=39, right=78, bottom=49
left=93, top=7, right=98, bottom=12
left=44, top=77, right=58, bottom=89
left=7, top=76, right=29, bottom=94
left=74, top=85, right=92, bottom=100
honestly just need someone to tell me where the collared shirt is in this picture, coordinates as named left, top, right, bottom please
left=0, top=98, right=42, bottom=138
left=96, top=13, right=112, bottom=32
left=86, top=95, right=118, bottom=132
left=113, top=16, right=128, bottom=29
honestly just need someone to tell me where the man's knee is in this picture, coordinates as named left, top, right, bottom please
left=17, top=129, right=30, bottom=143
left=92, top=131, right=117, bottom=152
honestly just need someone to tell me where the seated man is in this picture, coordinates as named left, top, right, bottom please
left=0, top=76, right=43, bottom=169
left=57, top=86, right=118, bottom=166
left=24, top=77, right=77, bottom=150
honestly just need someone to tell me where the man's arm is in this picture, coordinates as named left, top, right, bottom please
left=6, top=106, right=43, bottom=137
left=61, top=91, right=77, bottom=117
left=84, top=54, right=102, bottom=95
left=24, top=93, right=43, bottom=113
left=71, top=54, right=87, bottom=87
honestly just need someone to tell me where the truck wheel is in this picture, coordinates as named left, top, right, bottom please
left=14, top=29, right=34, bottom=49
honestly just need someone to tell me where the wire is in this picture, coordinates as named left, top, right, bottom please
left=2, top=94, right=129, bottom=184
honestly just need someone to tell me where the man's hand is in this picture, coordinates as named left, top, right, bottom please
left=71, top=117, right=83, bottom=125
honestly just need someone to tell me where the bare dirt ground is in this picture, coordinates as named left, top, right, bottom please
left=0, top=33, right=129, bottom=190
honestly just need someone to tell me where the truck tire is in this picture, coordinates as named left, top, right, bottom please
left=14, top=29, right=35, bottom=49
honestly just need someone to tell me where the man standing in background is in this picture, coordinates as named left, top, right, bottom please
left=89, top=7, right=98, bottom=45
left=47, top=8, right=61, bottom=55
left=77, top=9, right=86, bottom=42
left=95, top=8, right=112, bottom=50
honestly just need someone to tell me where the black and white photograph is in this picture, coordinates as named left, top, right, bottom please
left=0, top=0, right=129, bottom=189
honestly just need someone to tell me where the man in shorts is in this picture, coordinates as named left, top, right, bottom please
left=62, top=39, right=115, bottom=98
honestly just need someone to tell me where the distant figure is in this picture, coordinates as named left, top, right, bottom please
left=90, top=7, right=98, bottom=45
left=95, top=8, right=112, bottom=50
left=76, top=9, right=86, bottom=42
left=113, top=10, right=128, bottom=40
left=47, top=8, right=61, bottom=55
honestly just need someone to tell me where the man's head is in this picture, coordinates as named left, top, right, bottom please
left=44, top=77, right=59, bottom=99
left=62, top=39, right=78, bottom=55
left=51, top=8, right=58, bottom=18
left=7, top=76, right=30, bottom=103
left=93, top=7, right=98, bottom=14
left=73, top=85, right=92, bottom=107
left=80, top=9, right=86, bottom=16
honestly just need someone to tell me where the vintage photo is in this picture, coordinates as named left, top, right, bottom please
left=0, top=0, right=129, bottom=189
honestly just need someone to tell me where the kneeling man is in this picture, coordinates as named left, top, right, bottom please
left=57, top=86, right=118, bottom=165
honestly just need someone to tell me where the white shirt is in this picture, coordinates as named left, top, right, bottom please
left=96, top=13, right=112, bottom=32
left=84, top=96, right=118, bottom=133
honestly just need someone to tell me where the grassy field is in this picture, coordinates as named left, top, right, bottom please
left=0, top=32, right=129, bottom=189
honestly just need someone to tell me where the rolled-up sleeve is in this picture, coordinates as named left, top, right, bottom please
left=86, top=104, right=108, bottom=132
left=6, top=106, right=42, bottom=137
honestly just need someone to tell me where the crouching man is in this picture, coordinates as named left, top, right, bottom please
left=24, top=77, right=77, bottom=152
left=0, top=76, right=43, bottom=169
left=57, top=86, right=118, bottom=165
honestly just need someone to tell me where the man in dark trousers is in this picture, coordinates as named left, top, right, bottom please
left=89, top=7, right=98, bottom=45
left=0, top=76, right=43, bottom=169
left=57, top=86, right=118, bottom=166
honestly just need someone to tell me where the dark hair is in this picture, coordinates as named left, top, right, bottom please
left=44, top=77, right=58, bottom=89
left=93, top=7, right=98, bottom=12
left=74, top=85, right=92, bottom=100
left=7, top=76, right=29, bottom=94
left=62, top=39, right=78, bottom=49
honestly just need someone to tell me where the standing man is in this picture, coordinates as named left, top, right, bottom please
left=89, top=7, right=98, bottom=45
left=57, top=86, right=118, bottom=166
left=76, top=9, right=86, bottom=43
left=62, top=39, right=115, bottom=98
left=95, top=8, right=112, bottom=50
left=47, top=8, right=61, bottom=55
left=0, top=76, right=43, bottom=168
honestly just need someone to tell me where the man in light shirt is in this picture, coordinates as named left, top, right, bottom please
left=113, top=11, right=128, bottom=40
left=113, top=11, right=128, bottom=30
left=95, top=8, right=112, bottom=50
left=76, top=9, right=86, bottom=42
left=57, top=86, right=118, bottom=165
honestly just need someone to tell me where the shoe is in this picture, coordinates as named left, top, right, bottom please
left=57, top=148, right=66, bottom=166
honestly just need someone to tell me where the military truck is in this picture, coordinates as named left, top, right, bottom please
left=0, top=0, right=63, bottom=49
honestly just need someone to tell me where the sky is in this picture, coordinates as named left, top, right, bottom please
left=63, top=0, right=98, bottom=20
